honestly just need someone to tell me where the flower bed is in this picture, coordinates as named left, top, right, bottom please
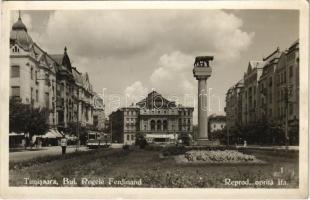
left=177, top=150, right=264, bottom=164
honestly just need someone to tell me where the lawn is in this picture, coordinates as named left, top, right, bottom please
left=9, top=147, right=299, bottom=188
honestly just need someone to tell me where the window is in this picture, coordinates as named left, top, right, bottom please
left=163, top=120, right=168, bottom=131
left=284, top=71, right=286, bottom=83
left=157, top=120, right=162, bottom=131
left=45, top=74, right=49, bottom=86
left=127, top=134, right=130, bottom=141
left=289, top=66, right=293, bottom=78
left=13, top=46, right=19, bottom=53
left=30, top=87, right=33, bottom=102
left=131, top=135, right=134, bottom=140
left=11, top=86, right=20, bottom=97
left=269, top=77, right=272, bottom=87
left=93, top=116, right=98, bottom=127
left=36, top=90, right=38, bottom=102
left=11, top=65, right=20, bottom=77
left=31, top=67, right=33, bottom=80
left=269, top=93, right=272, bottom=103
left=45, top=92, right=49, bottom=108
left=151, top=120, right=155, bottom=131
left=35, top=71, right=38, bottom=83
left=289, top=105, right=293, bottom=115
left=30, top=87, right=33, bottom=98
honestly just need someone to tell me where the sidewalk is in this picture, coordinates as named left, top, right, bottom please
left=9, top=145, right=90, bottom=162
left=235, top=145, right=299, bottom=151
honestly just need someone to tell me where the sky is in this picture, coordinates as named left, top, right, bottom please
left=10, top=10, right=299, bottom=124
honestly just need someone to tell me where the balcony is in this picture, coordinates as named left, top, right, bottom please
left=140, top=109, right=179, bottom=116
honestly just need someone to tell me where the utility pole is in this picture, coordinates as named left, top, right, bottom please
left=284, top=85, right=291, bottom=147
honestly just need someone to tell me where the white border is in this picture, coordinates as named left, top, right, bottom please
left=0, top=1, right=308, bottom=199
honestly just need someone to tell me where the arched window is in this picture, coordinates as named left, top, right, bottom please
left=163, top=120, right=168, bottom=131
left=157, top=120, right=162, bottom=131
left=150, top=120, right=155, bottom=131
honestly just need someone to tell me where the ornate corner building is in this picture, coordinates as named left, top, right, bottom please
left=9, top=14, right=104, bottom=136
left=109, top=91, right=194, bottom=145
left=225, top=40, right=299, bottom=144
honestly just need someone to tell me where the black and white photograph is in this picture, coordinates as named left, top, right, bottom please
left=0, top=1, right=309, bottom=199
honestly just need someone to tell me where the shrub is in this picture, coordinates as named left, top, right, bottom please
left=122, top=144, right=130, bottom=151
left=135, top=135, right=148, bottom=149
left=162, top=145, right=187, bottom=156
left=180, top=150, right=262, bottom=163
left=144, top=145, right=163, bottom=151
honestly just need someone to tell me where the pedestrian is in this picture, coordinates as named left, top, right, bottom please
left=60, top=136, right=68, bottom=155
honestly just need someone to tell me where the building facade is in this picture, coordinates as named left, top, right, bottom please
left=274, top=40, right=299, bottom=143
left=109, top=91, right=194, bottom=145
left=93, top=94, right=105, bottom=131
left=242, top=61, right=264, bottom=124
left=225, top=41, right=299, bottom=144
left=258, top=48, right=281, bottom=122
left=10, top=15, right=58, bottom=128
left=9, top=14, right=97, bottom=138
left=225, top=79, right=244, bottom=130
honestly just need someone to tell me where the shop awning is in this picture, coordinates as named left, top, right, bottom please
left=42, top=131, right=57, bottom=139
left=66, top=135, right=78, bottom=140
left=146, top=134, right=176, bottom=139
left=9, top=132, right=25, bottom=136
left=51, top=129, right=63, bottom=138
left=41, top=129, right=63, bottom=139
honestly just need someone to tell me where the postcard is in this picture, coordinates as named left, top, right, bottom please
left=0, top=0, right=308, bottom=199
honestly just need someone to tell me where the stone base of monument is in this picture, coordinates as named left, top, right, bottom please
left=195, top=138, right=220, bottom=146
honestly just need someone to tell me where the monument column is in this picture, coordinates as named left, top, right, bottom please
left=198, top=78, right=208, bottom=140
left=193, top=56, right=213, bottom=145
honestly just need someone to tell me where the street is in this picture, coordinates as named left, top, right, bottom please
left=9, top=146, right=89, bottom=162
left=9, top=143, right=124, bottom=162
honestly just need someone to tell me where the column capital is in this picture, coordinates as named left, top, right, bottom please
left=193, top=66, right=212, bottom=80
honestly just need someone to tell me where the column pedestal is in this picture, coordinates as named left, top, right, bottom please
left=196, top=138, right=220, bottom=146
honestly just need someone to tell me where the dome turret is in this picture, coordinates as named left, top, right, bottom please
left=10, top=12, right=33, bottom=50
left=12, top=16, right=28, bottom=32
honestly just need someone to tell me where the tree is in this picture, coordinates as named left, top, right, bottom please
left=26, top=107, right=49, bottom=137
left=9, top=98, right=49, bottom=139
left=239, top=121, right=286, bottom=145
left=9, top=98, right=31, bottom=133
